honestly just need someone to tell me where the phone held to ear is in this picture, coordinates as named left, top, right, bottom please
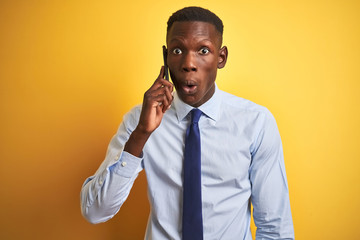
left=162, top=45, right=169, bottom=81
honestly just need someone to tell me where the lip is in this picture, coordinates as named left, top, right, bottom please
left=182, top=84, right=197, bottom=94
left=177, top=79, right=198, bottom=94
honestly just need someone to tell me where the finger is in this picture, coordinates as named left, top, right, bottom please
left=158, top=78, right=173, bottom=88
left=148, top=80, right=173, bottom=99
left=153, top=80, right=173, bottom=96
left=160, top=92, right=170, bottom=108
left=146, top=87, right=172, bottom=113
left=147, top=91, right=169, bottom=107
left=163, top=85, right=174, bottom=105
left=148, top=66, right=165, bottom=89
left=158, top=66, right=165, bottom=80
left=162, top=99, right=172, bottom=112
left=156, top=103, right=164, bottom=116
left=161, top=87, right=174, bottom=113
left=153, top=78, right=173, bottom=92
left=149, top=68, right=172, bottom=91
left=155, top=83, right=173, bottom=102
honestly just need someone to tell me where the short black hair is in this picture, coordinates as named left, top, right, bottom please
left=167, top=6, right=224, bottom=35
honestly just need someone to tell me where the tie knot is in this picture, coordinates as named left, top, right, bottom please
left=191, top=109, right=202, bottom=124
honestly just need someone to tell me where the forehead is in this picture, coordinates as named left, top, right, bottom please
left=167, top=21, right=221, bottom=47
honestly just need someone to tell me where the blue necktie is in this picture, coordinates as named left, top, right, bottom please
left=182, top=108, right=203, bottom=240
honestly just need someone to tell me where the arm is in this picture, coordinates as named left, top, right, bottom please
left=249, top=110, right=294, bottom=239
left=80, top=114, right=143, bottom=223
left=80, top=67, right=173, bottom=223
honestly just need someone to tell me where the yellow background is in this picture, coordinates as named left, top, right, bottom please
left=1, top=0, right=359, bottom=239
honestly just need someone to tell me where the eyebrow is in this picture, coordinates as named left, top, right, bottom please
left=168, top=38, right=216, bottom=45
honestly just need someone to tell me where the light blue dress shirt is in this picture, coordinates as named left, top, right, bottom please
left=81, top=85, right=294, bottom=239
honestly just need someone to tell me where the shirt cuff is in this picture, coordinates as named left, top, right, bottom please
left=113, top=151, right=143, bottom=178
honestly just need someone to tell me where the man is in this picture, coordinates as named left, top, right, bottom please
left=81, top=6, right=294, bottom=239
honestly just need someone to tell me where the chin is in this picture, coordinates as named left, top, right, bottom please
left=183, top=96, right=203, bottom=107
left=177, top=93, right=195, bottom=105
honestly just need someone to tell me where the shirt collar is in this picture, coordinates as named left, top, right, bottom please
left=173, top=83, right=222, bottom=123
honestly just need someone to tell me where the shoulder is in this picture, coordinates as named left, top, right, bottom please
left=219, top=89, right=273, bottom=118
left=217, top=90, right=279, bottom=135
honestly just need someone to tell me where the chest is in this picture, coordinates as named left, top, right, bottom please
left=143, top=115, right=257, bottom=184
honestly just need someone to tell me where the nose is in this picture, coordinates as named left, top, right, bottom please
left=181, top=52, right=197, bottom=72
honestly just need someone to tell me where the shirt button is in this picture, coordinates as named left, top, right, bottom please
left=99, top=179, right=103, bottom=185
left=121, top=162, right=127, bottom=167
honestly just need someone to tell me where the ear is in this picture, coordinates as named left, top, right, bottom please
left=217, top=46, right=228, bottom=69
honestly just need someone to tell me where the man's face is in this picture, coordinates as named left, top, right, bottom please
left=166, top=21, right=227, bottom=107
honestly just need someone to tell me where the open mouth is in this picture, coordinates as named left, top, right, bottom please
left=182, top=84, right=197, bottom=93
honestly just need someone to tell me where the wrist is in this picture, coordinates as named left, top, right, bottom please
left=124, top=127, right=151, bottom=157
left=134, top=124, right=153, bottom=136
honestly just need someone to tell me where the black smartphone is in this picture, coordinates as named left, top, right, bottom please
left=162, top=45, right=169, bottom=81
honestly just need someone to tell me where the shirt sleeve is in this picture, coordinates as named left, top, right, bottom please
left=249, top=109, right=295, bottom=239
left=80, top=106, right=144, bottom=224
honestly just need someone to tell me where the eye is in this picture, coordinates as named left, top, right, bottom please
left=172, top=48, right=182, bottom=55
left=199, top=47, right=210, bottom=55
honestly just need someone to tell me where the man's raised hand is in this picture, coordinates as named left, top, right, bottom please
left=137, top=66, right=174, bottom=134
left=124, top=66, right=174, bottom=157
